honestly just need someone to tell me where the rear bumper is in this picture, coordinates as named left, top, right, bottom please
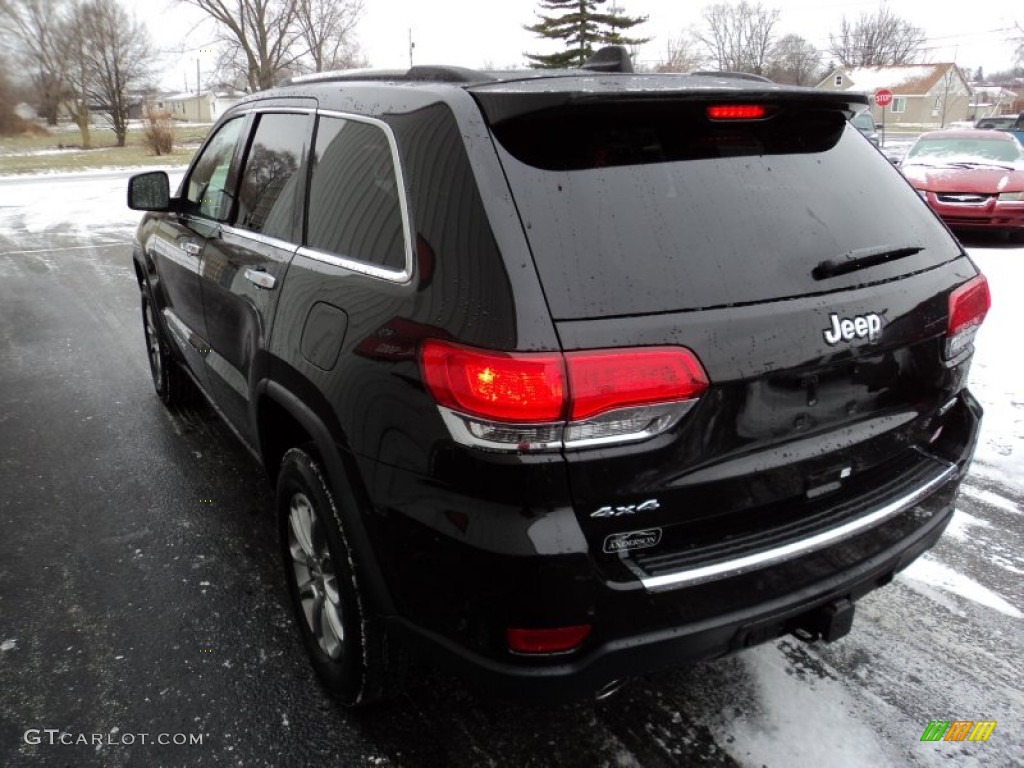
left=390, top=495, right=954, bottom=701
left=377, top=390, right=981, bottom=701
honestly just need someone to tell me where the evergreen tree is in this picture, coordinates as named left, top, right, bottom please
left=525, top=0, right=650, bottom=69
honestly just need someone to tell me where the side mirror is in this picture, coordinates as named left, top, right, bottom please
left=127, top=171, right=172, bottom=211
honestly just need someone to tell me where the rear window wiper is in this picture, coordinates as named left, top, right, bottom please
left=813, top=245, right=923, bottom=280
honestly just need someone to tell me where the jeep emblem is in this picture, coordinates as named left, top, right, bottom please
left=823, top=312, right=882, bottom=346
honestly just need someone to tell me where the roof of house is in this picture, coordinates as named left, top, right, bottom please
left=824, top=63, right=965, bottom=95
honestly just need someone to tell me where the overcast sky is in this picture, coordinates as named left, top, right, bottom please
left=139, top=0, right=1021, bottom=91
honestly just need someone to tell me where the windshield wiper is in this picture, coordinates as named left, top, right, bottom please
left=813, top=245, right=923, bottom=281
left=948, top=161, right=1017, bottom=171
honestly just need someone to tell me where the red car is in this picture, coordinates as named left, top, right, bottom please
left=900, top=129, right=1024, bottom=237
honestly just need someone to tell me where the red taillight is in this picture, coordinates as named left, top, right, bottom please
left=948, top=275, right=990, bottom=336
left=946, top=275, right=990, bottom=359
left=420, top=340, right=565, bottom=422
left=566, top=347, right=709, bottom=420
left=506, top=625, right=591, bottom=654
left=419, top=341, right=709, bottom=450
left=707, top=104, right=767, bottom=120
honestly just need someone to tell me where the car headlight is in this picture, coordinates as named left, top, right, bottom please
left=997, top=191, right=1024, bottom=201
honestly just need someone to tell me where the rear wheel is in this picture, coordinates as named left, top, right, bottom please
left=141, top=289, right=195, bottom=406
left=277, top=446, right=404, bottom=706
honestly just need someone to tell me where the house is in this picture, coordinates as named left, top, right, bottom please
left=968, top=85, right=1019, bottom=120
left=817, top=63, right=972, bottom=128
left=149, top=90, right=246, bottom=123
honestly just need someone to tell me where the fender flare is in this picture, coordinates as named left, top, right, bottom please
left=258, top=379, right=396, bottom=616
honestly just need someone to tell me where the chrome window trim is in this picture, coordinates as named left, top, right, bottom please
left=218, top=226, right=300, bottom=254
left=639, top=459, right=958, bottom=592
left=299, top=109, right=415, bottom=284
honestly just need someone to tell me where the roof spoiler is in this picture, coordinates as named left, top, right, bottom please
left=582, top=46, right=634, bottom=74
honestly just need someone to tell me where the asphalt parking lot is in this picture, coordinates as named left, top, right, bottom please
left=0, top=171, right=1021, bottom=767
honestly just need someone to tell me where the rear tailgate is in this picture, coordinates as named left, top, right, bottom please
left=474, top=78, right=980, bottom=584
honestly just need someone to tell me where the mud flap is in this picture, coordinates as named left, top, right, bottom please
left=793, top=598, right=856, bottom=643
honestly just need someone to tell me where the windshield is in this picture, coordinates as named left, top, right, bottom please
left=905, top=136, right=1023, bottom=166
left=851, top=113, right=875, bottom=131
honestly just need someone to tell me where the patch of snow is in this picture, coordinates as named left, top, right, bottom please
left=944, top=508, right=993, bottom=542
left=899, top=555, right=1023, bottom=618
left=962, top=248, right=1024, bottom=496
left=0, top=639, right=16, bottom=652
left=0, top=169, right=185, bottom=235
left=718, top=644, right=897, bottom=768
left=959, top=484, right=1021, bottom=515
left=845, top=65, right=945, bottom=94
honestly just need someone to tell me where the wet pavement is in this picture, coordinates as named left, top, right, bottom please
left=0, top=172, right=1021, bottom=767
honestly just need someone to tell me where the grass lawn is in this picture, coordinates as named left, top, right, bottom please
left=0, top=122, right=210, bottom=175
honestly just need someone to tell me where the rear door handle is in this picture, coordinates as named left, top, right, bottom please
left=244, top=268, right=276, bottom=290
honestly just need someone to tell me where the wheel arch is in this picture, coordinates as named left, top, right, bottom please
left=256, top=378, right=396, bottom=615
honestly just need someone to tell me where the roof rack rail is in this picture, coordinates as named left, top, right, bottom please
left=281, top=65, right=495, bottom=87
left=406, top=65, right=495, bottom=83
left=691, top=70, right=774, bottom=83
left=581, top=45, right=634, bottom=74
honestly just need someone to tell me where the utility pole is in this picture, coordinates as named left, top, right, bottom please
left=196, top=58, right=201, bottom=122
left=409, top=28, right=415, bottom=68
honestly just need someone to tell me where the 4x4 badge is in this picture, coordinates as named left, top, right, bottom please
left=823, top=312, right=882, bottom=345
left=591, top=499, right=660, bottom=518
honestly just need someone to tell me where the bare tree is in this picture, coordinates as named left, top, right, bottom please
left=177, top=0, right=303, bottom=91
left=0, top=0, right=70, bottom=125
left=655, top=33, right=704, bottom=73
left=696, top=1, right=780, bottom=75
left=828, top=7, right=924, bottom=67
left=295, top=0, right=364, bottom=73
left=76, top=0, right=153, bottom=146
left=63, top=2, right=93, bottom=148
left=178, top=0, right=365, bottom=91
left=766, top=34, right=822, bottom=85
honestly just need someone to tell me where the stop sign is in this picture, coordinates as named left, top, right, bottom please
left=874, top=88, right=894, bottom=107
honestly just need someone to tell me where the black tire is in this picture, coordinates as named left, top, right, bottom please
left=141, top=288, right=195, bottom=406
left=277, top=446, right=404, bottom=706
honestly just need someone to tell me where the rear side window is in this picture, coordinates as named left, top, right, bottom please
left=184, top=117, right=244, bottom=220
left=306, top=115, right=407, bottom=272
left=488, top=99, right=962, bottom=319
left=234, top=113, right=310, bottom=240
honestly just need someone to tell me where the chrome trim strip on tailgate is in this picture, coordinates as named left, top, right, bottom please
left=639, top=460, right=957, bottom=592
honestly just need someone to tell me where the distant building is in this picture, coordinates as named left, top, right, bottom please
left=968, top=85, right=1019, bottom=119
left=817, top=63, right=972, bottom=128
left=148, top=90, right=246, bottom=123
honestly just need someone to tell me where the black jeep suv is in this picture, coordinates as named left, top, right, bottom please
left=128, top=49, right=988, bottom=705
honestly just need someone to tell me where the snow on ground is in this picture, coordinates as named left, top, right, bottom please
left=960, top=247, right=1024, bottom=494
left=0, top=168, right=185, bottom=237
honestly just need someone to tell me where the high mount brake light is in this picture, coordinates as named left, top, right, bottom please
left=420, top=341, right=709, bottom=451
left=707, top=105, right=767, bottom=120
left=946, top=275, right=990, bottom=360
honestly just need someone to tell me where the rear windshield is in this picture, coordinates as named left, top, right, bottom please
left=489, top=100, right=961, bottom=319
left=851, top=113, right=875, bottom=131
